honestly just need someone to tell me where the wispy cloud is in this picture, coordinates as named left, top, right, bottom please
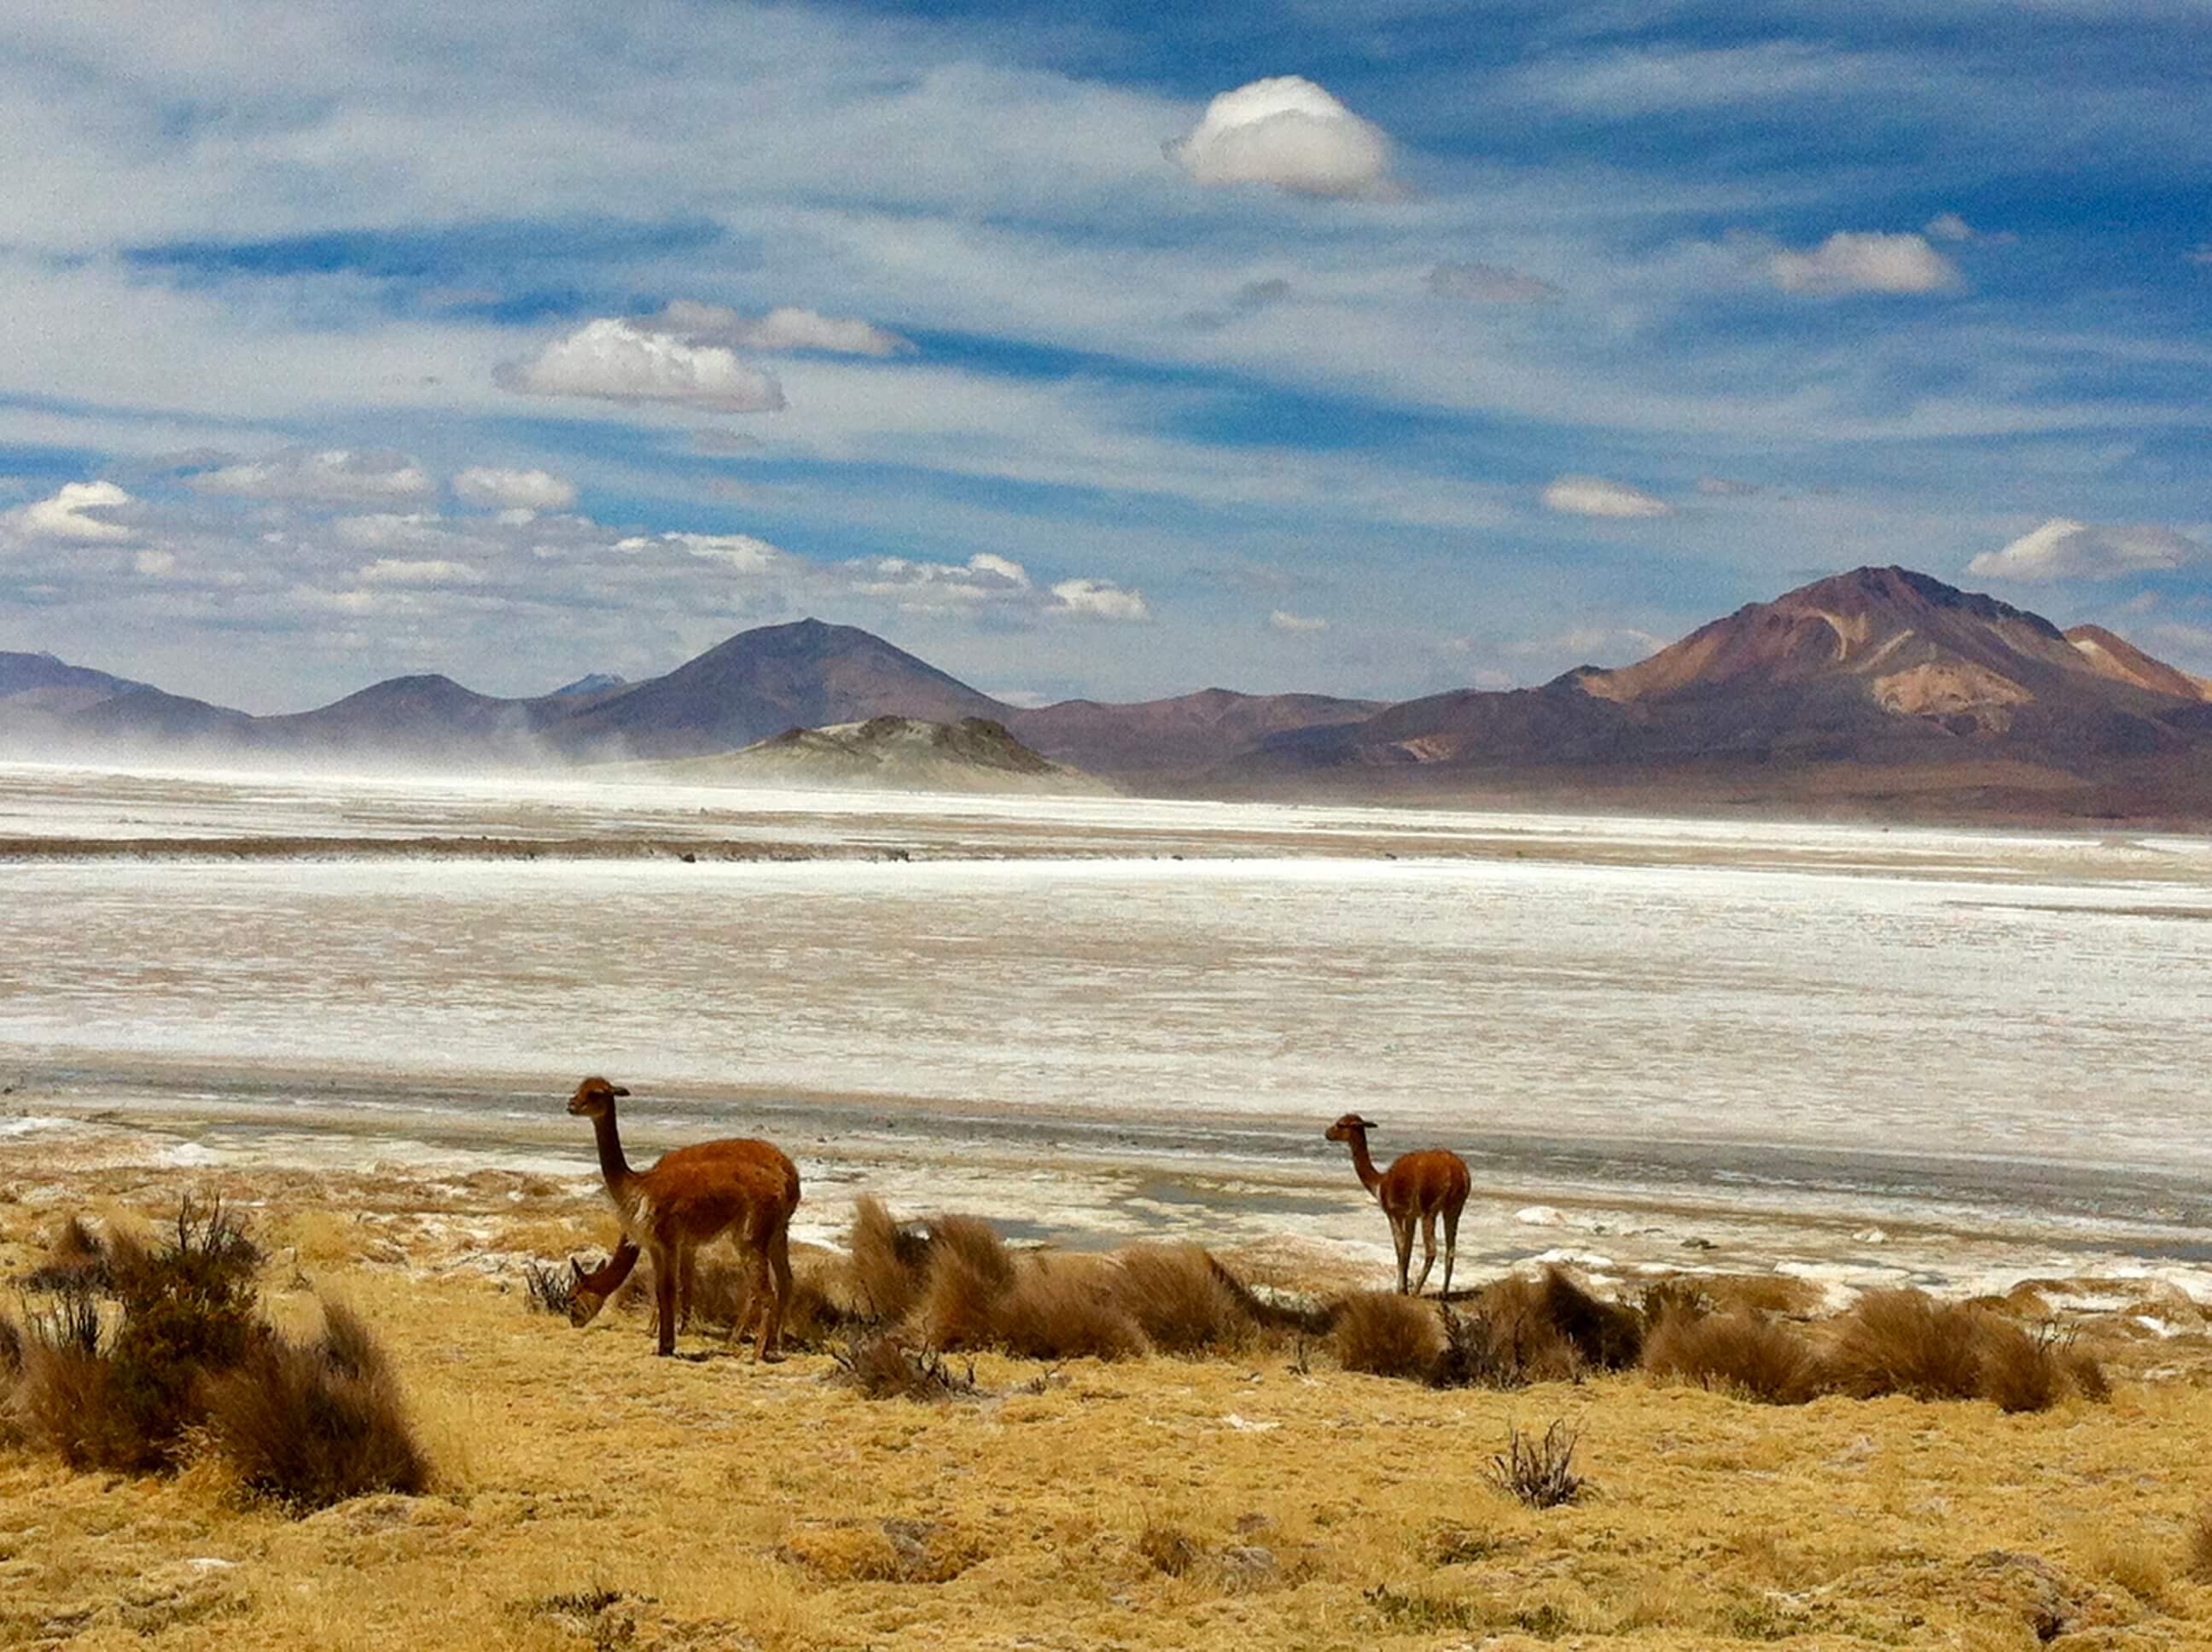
left=1968, top=517, right=2203, bottom=581
left=189, top=449, right=434, bottom=504
left=1542, top=475, right=1671, bottom=518
left=1427, top=261, right=1560, bottom=303
left=1269, top=608, right=1329, bottom=632
left=453, top=468, right=575, bottom=511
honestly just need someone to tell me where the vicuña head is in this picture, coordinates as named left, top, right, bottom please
left=562, top=1074, right=801, bottom=1360
left=567, top=1075, right=629, bottom=1118
left=1324, top=1110, right=1470, bottom=1299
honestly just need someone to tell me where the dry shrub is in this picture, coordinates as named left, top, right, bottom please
left=683, top=1254, right=845, bottom=1350
left=908, top=1219, right=1016, bottom=1351
left=830, top=1330, right=979, bottom=1402
left=1828, top=1289, right=1984, bottom=1402
left=2064, top=1346, right=2111, bottom=1403
left=1486, top=1417, right=1584, bottom=1508
left=15, top=1338, right=135, bottom=1469
left=995, top=1257, right=1148, bottom=1362
left=1459, top=1276, right=1582, bottom=1383
left=1976, top=1319, right=2067, bottom=1415
left=847, top=1196, right=932, bottom=1323
left=20, top=1213, right=111, bottom=1292
left=202, top=1296, right=429, bottom=1509
left=0, top=1312, right=20, bottom=1376
left=1644, top=1308, right=1823, bottom=1404
left=1115, top=1245, right=1253, bottom=1354
left=1531, top=1267, right=1644, bottom=1370
left=1333, top=1291, right=1445, bottom=1379
left=521, top=1260, right=576, bottom=1317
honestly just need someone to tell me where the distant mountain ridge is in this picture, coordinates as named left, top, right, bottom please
left=11, top=570, right=2212, bottom=821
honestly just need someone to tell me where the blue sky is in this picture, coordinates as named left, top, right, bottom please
left=0, top=0, right=2206, bottom=712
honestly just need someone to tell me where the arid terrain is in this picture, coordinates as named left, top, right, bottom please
left=7, top=1139, right=2212, bottom=1650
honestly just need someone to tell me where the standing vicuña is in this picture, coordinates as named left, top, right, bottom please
left=1325, top=1112, right=1470, bottom=1297
left=565, top=1076, right=801, bottom=1359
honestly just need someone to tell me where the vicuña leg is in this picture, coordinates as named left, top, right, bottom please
left=650, top=1241, right=680, bottom=1356
left=751, top=1219, right=792, bottom=1363
left=1391, top=1214, right=1415, bottom=1295
left=1412, top=1211, right=1439, bottom=1296
left=1441, top=1205, right=1462, bottom=1299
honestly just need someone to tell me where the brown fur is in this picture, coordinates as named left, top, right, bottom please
left=564, top=1077, right=801, bottom=1360
left=1324, top=1114, right=1471, bottom=1296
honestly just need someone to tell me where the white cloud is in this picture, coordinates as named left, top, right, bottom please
left=134, top=548, right=177, bottom=576
left=1050, top=578, right=1150, bottom=620
left=1166, top=77, right=1394, bottom=199
left=1924, top=212, right=1975, bottom=242
left=650, top=300, right=913, bottom=358
left=6, top=479, right=137, bottom=542
left=1269, top=608, right=1329, bottom=632
left=453, top=467, right=577, bottom=511
left=851, top=551, right=1033, bottom=612
left=614, top=530, right=785, bottom=571
left=357, top=558, right=483, bottom=586
left=1768, top=231, right=1963, bottom=296
left=1542, top=474, right=1672, bottom=518
left=334, top=513, right=457, bottom=552
left=1696, top=476, right=1761, bottom=496
left=1967, top=517, right=2202, bottom=581
left=191, top=448, right=434, bottom=503
left=1427, top=262, right=1560, bottom=303
left=503, top=318, right=787, bottom=412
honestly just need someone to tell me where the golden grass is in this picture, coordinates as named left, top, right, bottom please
left=2, top=1174, right=2208, bottom=1649
left=1642, top=1306, right=1825, bottom=1405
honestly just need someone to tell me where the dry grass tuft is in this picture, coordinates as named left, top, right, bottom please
left=20, top=1213, right=112, bottom=1292
left=1975, top=1318, right=2067, bottom=1415
left=2186, top=1504, right=2212, bottom=1585
left=203, top=1296, right=430, bottom=1509
left=1486, top=1417, right=1585, bottom=1509
left=1643, top=1307, right=1824, bottom=1405
left=1138, top=1520, right=1203, bottom=1577
left=1333, top=1290, right=1446, bottom=1379
left=1116, top=1244, right=1253, bottom=1354
left=995, top=1257, right=1148, bottom=1362
left=0, top=1311, right=20, bottom=1376
left=847, top=1195, right=931, bottom=1323
left=1828, top=1288, right=1985, bottom=1402
left=1532, top=1266, right=1644, bottom=1370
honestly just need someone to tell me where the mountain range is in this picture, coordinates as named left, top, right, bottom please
left=9, top=566, right=2212, bottom=821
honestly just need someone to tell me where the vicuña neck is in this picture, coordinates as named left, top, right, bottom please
left=589, top=1107, right=633, bottom=1190
left=1342, top=1131, right=1382, bottom=1196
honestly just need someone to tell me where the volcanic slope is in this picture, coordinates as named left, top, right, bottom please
left=642, top=715, right=1113, bottom=794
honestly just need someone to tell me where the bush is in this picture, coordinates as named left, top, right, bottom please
left=521, top=1260, right=576, bottom=1317
left=0, top=1312, right=20, bottom=1376
left=1116, top=1245, right=1253, bottom=1354
left=1531, top=1267, right=1644, bottom=1370
left=848, top=1196, right=932, bottom=1323
left=1486, top=1418, right=1584, bottom=1509
left=20, top=1214, right=112, bottom=1293
left=1975, top=1318, right=2066, bottom=1415
left=202, top=1298, right=429, bottom=1509
left=994, top=1258, right=1148, bottom=1362
left=1333, top=1291, right=1445, bottom=1379
left=908, top=1219, right=1017, bottom=1351
left=1827, top=1289, right=1984, bottom=1402
left=830, top=1331, right=978, bottom=1402
left=1643, top=1308, right=1824, bottom=1405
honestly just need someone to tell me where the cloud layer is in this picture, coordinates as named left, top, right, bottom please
left=1968, top=518, right=2202, bottom=582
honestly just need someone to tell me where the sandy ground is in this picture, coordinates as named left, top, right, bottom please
left=8, top=1145, right=2212, bottom=1649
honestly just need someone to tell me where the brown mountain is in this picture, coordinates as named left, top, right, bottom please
left=2065, top=625, right=2212, bottom=702
left=1007, top=687, right=1382, bottom=777
left=1219, top=567, right=2212, bottom=818
left=549, top=618, right=1011, bottom=759
left=252, top=674, right=546, bottom=759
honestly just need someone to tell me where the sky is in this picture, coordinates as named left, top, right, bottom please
left=0, top=0, right=2207, bottom=713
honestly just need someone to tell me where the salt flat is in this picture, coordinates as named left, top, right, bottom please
left=3, top=759, right=2210, bottom=1297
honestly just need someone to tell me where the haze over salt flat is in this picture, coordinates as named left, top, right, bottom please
left=5, top=761, right=2212, bottom=1297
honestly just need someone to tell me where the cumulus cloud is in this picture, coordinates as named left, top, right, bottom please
left=191, top=448, right=435, bottom=503
left=503, top=318, right=787, bottom=412
left=1269, top=608, right=1328, bottom=632
left=1427, top=261, right=1560, bottom=303
left=1967, top=517, right=2202, bottom=581
left=6, top=480, right=137, bottom=542
left=614, top=530, right=785, bottom=570
left=1167, top=77, right=1394, bottom=199
left=1767, top=231, right=1962, bottom=296
left=851, top=551, right=1033, bottom=612
left=357, top=558, right=483, bottom=585
left=1050, top=577, right=1150, bottom=620
left=453, top=467, right=577, bottom=511
left=648, top=300, right=912, bottom=358
left=1542, top=474, right=1671, bottom=518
